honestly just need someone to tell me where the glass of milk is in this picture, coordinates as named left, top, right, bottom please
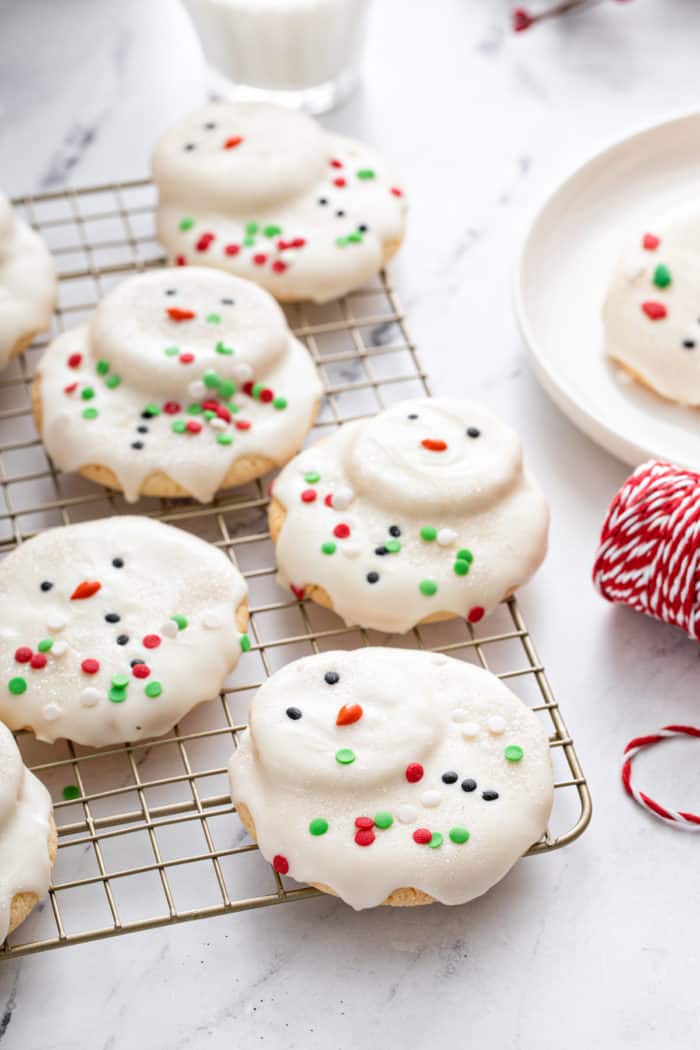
left=182, top=0, right=372, bottom=114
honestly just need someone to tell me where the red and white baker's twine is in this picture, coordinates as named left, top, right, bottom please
left=592, top=460, right=700, bottom=640
left=622, top=726, right=700, bottom=830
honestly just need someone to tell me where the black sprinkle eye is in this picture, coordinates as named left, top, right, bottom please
left=388, top=525, right=401, bottom=537
left=184, top=143, right=196, bottom=151
left=482, top=790, right=499, bottom=801
left=40, top=581, right=53, bottom=592
left=116, top=635, right=129, bottom=646
left=374, top=546, right=388, bottom=556
left=442, top=771, right=458, bottom=784
left=683, top=339, right=696, bottom=349
left=105, top=613, right=120, bottom=624
left=286, top=706, right=302, bottom=720
left=366, top=571, right=379, bottom=584
left=324, top=671, right=340, bottom=685
left=203, top=122, right=217, bottom=130
left=131, top=441, right=144, bottom=450
left=221, top=298, right=234, bottom=305
left=358, top=224, right=368, bottom=233
left=137, top=425, right=149, bottom=434
left=112, top=558, right=124, bottom=568
left=461, top=778, right=477, bottom=792
left=407, top=414, right=419, bottom=420
left=335, top=209, right=345, bottom=218
left=318, top=197, right=329, bottom=206
left=467, top=427, right=481, bottom=439
left=131, top=658, right=145, bottom=667
left=165, top=289, right=177, bottom=296
left=142, top=409, right=156, bottom=419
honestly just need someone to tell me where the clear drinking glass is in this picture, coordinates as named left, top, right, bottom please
left=182, top=0, right=372, bottom=114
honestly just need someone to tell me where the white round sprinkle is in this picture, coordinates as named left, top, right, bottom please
left=209, top=416, right=227, bottom=430
left=331, top=486, right=355, bottom=511
left=420, top=790, right=442, bottom=808
left=42, top=703, right=62, bottom=722
left=202, top=611, right=224, bottom=629
left=188, top=380, right=206, bottom=400
left=80, top=687, right=102, bottom=708
left=51, top=641, right=68, bottom=657
left=436, top=528, right=457, bottom=547
left=47, top=612, right=67, bottom=632
left=340, top=543, right=361, bottom=559
left=461, top=722, right=480, bottom=739
left=488, top=715, right=507, bottom=735
left=397, top=804, right=418, bottom=824
left=160, top=620, right=178, bottom=639
left=623, top=259, right=645, bottom=282
left=232, top=362, right=253, bottom=383
left=451, top=708, right=469, bottom=723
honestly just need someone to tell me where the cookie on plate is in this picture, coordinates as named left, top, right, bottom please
left=603, top=211, right=700, bottom=405
left=0, top=190, right=57, bottom=370
left=268, top=398, right=549, bottom=633
left=0, top=516, right=249, bottom=747
left=0, top=722, right=56, bottom=943
left=229, top=648, right=553, bottom=909
left=33, top=267, right=322, bottom=502
left=152, top=101, right=407, bottom=303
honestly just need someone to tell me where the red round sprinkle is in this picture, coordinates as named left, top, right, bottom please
left=143, top=634, right=161, bottom=649
left=224, top=135, right=243, bottom=150
left=81, top=658, right=100, bottom=675
left=405, top=762, right=424, bottom=783
left=301, top=489, right=317, bottom=503
left=195, top=233, right=215, bottom=252
left=253, top=253, right=267, bottom=266
left=242, top=381, right=254, bottom=396
left=333, top=523, right=350, bottom=539
left=14, top=647, right=32, bottom=663
left=333, top=177, right=346, bottom=188
left=421, top=438, right=448, bottom=452
left=271, top=260, right=287, bottom=274
left=413, top=828, right=432, bottom=845
left=642, top=233, right=660, bottom=251
left=235, top=420, right=251, bottom=431
left=67, top=353, right=82, bottom=369
left=132, top=663, right=150, bottom=679
left=324, top=494, right=333, bottom=507
left=290, top=584, right=306, bottom=600
left=224, top=243, right=240, bottom=256
left=272, top=854, right=289, bottom=874
left=163, top=401, right=181, bottom=414
left=291, top=237, right=306, bottom=249
left=179, top=352, right=195, bottom=364
left=167, top=307, right=196, bottom=322
left=215, top=404, right=232, bottom=423
left=260, top=388, right=274, bottom=402
left=30, top=653, right=47, bottom=670
left=354, top=829, right=375, bottom=847
left=642, top=301, right=667, bottom=321
left=186, top=419, right=202, bottom=434
left=467, top=606, right=485, bottom=624
left=64, top=382, right=78, bottom=394
left=201, top=399, right=219, bottom=412
left=176, top=254, right=187, bottom=267
left=330, top=158, right=344, bottom=169
left=354, top=816, right=374, bottom=829
left=390, top=186, right=403, bottom=198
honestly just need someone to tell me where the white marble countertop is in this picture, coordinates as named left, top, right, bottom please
left=2, top=0, right=700, bottom=1046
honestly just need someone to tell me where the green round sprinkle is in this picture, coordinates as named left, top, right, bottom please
left=385, top=539, right=401, bottom=554
left=111, top=673, right=129, bottom=688
left=109, top=686, right=127, bottom=704
left=374, top=811, right=393, bottom=830
left=245, top=221, right=259, bottom=235
left=106, top=374, right=121, bottom=389
left=419, top=579, right=438, bottom=596
left=219, top=379, right=235, bottom=399
left=216, top=341, right=234, bottom=355
left=304, top=471, right=321, bottom=484
left=335, top=748, right=355, bottom=765
left=171, top=420, right=186, bottom=434
left=457, top=549, right=474, bottom=564
left=335, top=236, right=348, bottom=248
left=347, top=232, right=363, bottom=244
left=420, top=526, right=437, bottom=542
left=243, top=236, right=256, bottom=247
left=240, top=634, right=251, bottom=652
left=37, top=638, right=53, bottom=652
left=428, top=832, right=443, bottom=849
left=217, top=433, right=233, bottom=446
left=321, top=541, right=337, bottom=555
left=653, top=264, right=671, bottom=289
left=171, top=614, right=188, bottom=630
left=81, top=386, right=95, bottom=400
left=263, top=224, right=282, bottom=238
left=227, top=402, right=240, bottom=414
left=203, top=370, right=220, bottom=389
left=505, top=745, right=524, bottom=763
left=96, top=359, right=110, bottom=376
left=82, top=407, right=98, bottom=420
left=252, top=382, right=264, bottom=399
left=144, top=402, right=160, bottom=417
left=187, top=403, right=203, bottom=415
left=203, top=410, right=216, bottom=420
left=357, top=169, right=376, bottom=180
left=273, top=397, right=287, bottom=410
left=206, top=313, right=221, bottom=325
left=145, top=681, right=162, bottom=698
left=453, top=560, right=470, bottom=576
left=8, top=677, right=26, bottom=695
left=62, top=784, right=81, bottom=802
left=178, top=217, right=194, bottom=231
left=449, top=826, right=470, bottom=845
left=309, top=818, right=329, bottom=836
left=164, top=345, right=180, bottom=357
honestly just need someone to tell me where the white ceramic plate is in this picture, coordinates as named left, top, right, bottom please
left=514, top=111, right=700, bottom=470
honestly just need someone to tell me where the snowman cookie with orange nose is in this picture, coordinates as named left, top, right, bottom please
left=152, top=101, right=407, bottom=303
left=0, top=516, right=248, bottom=746
left=229, top=648, right=554, bottom=909
left=33, top=267, right=321, bottom=502
left=268, top=398, right=549, bottom=633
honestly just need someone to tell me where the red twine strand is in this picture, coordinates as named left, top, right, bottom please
left=621, top=726, right=700, bottom=831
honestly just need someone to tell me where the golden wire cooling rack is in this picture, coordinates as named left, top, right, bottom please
left=0, top=179, right=592, bottom=958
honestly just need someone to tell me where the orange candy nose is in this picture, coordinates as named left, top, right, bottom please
left=336, top=704, right=363, bottom=726
left=421, top=439, right=447, bottom=452
left=166, top=307, right=196, bottom=322
left=224, top=135, right=244, bottom=150
left=71, top=580, right=102, bottom=600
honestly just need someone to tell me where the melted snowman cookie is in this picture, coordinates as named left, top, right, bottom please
left=0, top=722, right=55, bottom=943
left=229, top=648, right=553, bottom=910
left=0, top=191, right=56, bottom=370
left=603, top=211, right=700, bottom=405
left=269, top=398, right=549, bottom=633
left=152, top=102, right=407, bottom=303
left=34, top=267, right=322, bottom=502
left=0, top=516, right=249, bottom=746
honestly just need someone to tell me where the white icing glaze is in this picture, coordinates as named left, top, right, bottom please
left=603, top=210, right=700, bottom=405
left=152, top=102, right=407, bottom=303
left=0, top=516, right=248, bottom=746
left=272, top=398, right=549, bottom=633
left=0, top=191, right=57, bottom=370
left=37, top=267, right=322, bottom=502
left=229, top=648, right=553, bottom=910
left=0, top=723, right=53, bottom=942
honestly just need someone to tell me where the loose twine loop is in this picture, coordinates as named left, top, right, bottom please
left=622, top=727, right=700, bottom=831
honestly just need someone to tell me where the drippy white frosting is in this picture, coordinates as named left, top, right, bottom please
left=0, top=516, right=248, bottom=746
left=0, top=723, right=53, bottom=942
left=37, top=267, right=321, bottom=502
left=0, top=191, right=56, bottom=370
left=603, top=209, right=700, bottom=405
left=152, top=102, right=407, bottom=302
left=229, top=648, right=553, bottom=910
left=271, top=398, right=549, bottom=633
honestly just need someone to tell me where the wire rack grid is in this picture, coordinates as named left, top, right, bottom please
left=0, top=179, right=591, bottom=959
